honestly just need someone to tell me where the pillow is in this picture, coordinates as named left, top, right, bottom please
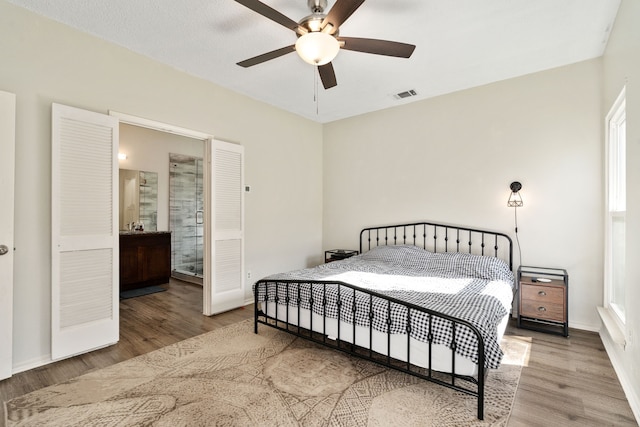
left=359, top=244, right=431, bottom=264
left=421, top=251, right=513, bottom=282
left=361, top=245, right=513, bottom=283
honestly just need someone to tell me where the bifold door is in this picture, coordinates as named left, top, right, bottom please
left=51, top=103, right=119, bottom=360
left=205, top=139, right=245, bottom=315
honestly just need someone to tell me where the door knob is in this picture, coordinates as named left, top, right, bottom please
left=0, top=245, right=9, bottom=256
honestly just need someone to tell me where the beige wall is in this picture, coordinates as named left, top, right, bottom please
left=0, top=2, right=323, bottom=370
left=602, top=0, right=640, bottom=419
left=324, top=59, right=604, bottom=331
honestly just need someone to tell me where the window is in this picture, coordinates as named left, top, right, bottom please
left=605, top=87, right=626, bottom=327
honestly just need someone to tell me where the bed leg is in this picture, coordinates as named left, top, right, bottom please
left=478, top=366, right=485, bottom=420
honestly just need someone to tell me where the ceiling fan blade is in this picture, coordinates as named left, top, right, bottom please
left=237, top=45, right=296, bottom=67
left=321, top=0, right=366, bottom=30
left=234, top=0, right=301, bottom=33
left=318, top=63, right=337, bottom=89
left=338, top=37, right=416, bottom=58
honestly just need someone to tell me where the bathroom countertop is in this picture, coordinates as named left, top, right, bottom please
left=119, top=230, right=171, bottom=235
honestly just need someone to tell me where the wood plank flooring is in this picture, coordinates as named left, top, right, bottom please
left=1, top=279, right=637, bottom=426
left=506, top=322, right=637, bottom=426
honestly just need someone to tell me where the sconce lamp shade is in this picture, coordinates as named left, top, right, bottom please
left=507, top=181, right=523, bottom=207
left=295, top=32, right=340, bottom=65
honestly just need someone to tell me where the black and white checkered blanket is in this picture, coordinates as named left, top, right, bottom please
left=256, top=245, right=514, bottom=369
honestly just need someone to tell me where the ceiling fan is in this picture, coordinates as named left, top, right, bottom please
left=234, top=0, right=416, bottom=89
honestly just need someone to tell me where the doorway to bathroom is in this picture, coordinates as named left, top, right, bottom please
left=118, top=124, right=205, bottom=306
left=169, top=153, right=204, bottom=285
left=112, top=110, right=246, bottom=316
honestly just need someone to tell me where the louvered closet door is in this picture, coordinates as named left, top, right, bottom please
left=51, top=104, right=119, bottom=360
left=207, top=139, right=244, bottom=315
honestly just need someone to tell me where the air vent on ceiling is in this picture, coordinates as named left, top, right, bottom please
left=394, top=89, right=417, bottom=100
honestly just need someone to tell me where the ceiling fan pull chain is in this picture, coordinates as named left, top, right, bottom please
left=314, top=66, right=319, bottom=115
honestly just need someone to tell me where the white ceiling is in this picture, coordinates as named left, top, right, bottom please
left=7, top=0, right=620, bottom=123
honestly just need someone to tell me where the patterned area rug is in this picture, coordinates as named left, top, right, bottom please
left=4, top=319, right=530, bottom=426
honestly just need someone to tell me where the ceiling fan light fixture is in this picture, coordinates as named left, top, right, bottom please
left=295, top=32, right=340, bottom=65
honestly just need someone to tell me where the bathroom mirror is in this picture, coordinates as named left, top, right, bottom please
left=119, top=169, right=158, bottom=231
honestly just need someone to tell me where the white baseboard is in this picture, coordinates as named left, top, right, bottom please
left=12, top=354, right=52, bottom=375
left=568, top=320, right=600, bottom=333
left=600, top=328, right=640, bottom=424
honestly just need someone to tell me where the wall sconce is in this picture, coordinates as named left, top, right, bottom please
left=118, top=153, right=127, bottom=160
left=507, top=181, right=523, bottom=267
left=507, top=181, right=523, bottom=207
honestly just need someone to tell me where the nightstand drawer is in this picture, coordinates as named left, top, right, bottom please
left=520, top=299, right=564, bottom=322
left=521, top=284, right=564, bottom=304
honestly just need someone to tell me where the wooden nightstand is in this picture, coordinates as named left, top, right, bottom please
left=325, top=249, right=358, bottom=263
left=517, top=266, right=569, bottom=337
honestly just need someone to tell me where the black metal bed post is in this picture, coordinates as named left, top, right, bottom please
left=305, top=284, right=310, bottom=334
left=386, top=299, right=392, bottom=365
left=368, top=294, right=374, bottom=359
left=352, top=288, right=357, bottom=350
left=405, top=307, right=412, bottom=371
left=254, top=283, right=259, bottom=333
left=322, top=284, right=326, bottom=343
left=477, top=333, right=486, bottom=420
left=337, top=285, right=342, bottom=345
left=450, top=325, right=457, bottom=387
left=423, top=224, right=427, bottom=248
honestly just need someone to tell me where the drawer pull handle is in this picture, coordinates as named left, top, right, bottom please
left=538, top=306, right=547, bottom=312
left=538, top=291, right=546, bottom=296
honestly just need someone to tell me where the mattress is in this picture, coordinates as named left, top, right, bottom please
left=256, top=245, right=515, bottom=374
left=261, top=301, right=510, bottom=376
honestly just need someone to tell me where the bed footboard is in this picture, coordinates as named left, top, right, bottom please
left=254, top=279, right=487, bottom=420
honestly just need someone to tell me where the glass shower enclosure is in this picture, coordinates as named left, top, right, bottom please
left=169, top=153, right=204, bottom=285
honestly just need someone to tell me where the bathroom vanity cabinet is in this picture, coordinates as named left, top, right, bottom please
left=119, top=231, right=171, bottom=291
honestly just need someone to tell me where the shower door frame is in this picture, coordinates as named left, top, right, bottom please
left=109, top=111, right=245, bottom=316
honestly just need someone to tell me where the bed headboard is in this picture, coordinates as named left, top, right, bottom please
left=359, top=221, right=513, bottom=270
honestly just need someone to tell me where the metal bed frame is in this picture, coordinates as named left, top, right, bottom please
left=254, top=221, right=513, bottom=420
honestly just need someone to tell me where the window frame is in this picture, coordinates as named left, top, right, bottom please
left=604, top=86, right=627, bottom=330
